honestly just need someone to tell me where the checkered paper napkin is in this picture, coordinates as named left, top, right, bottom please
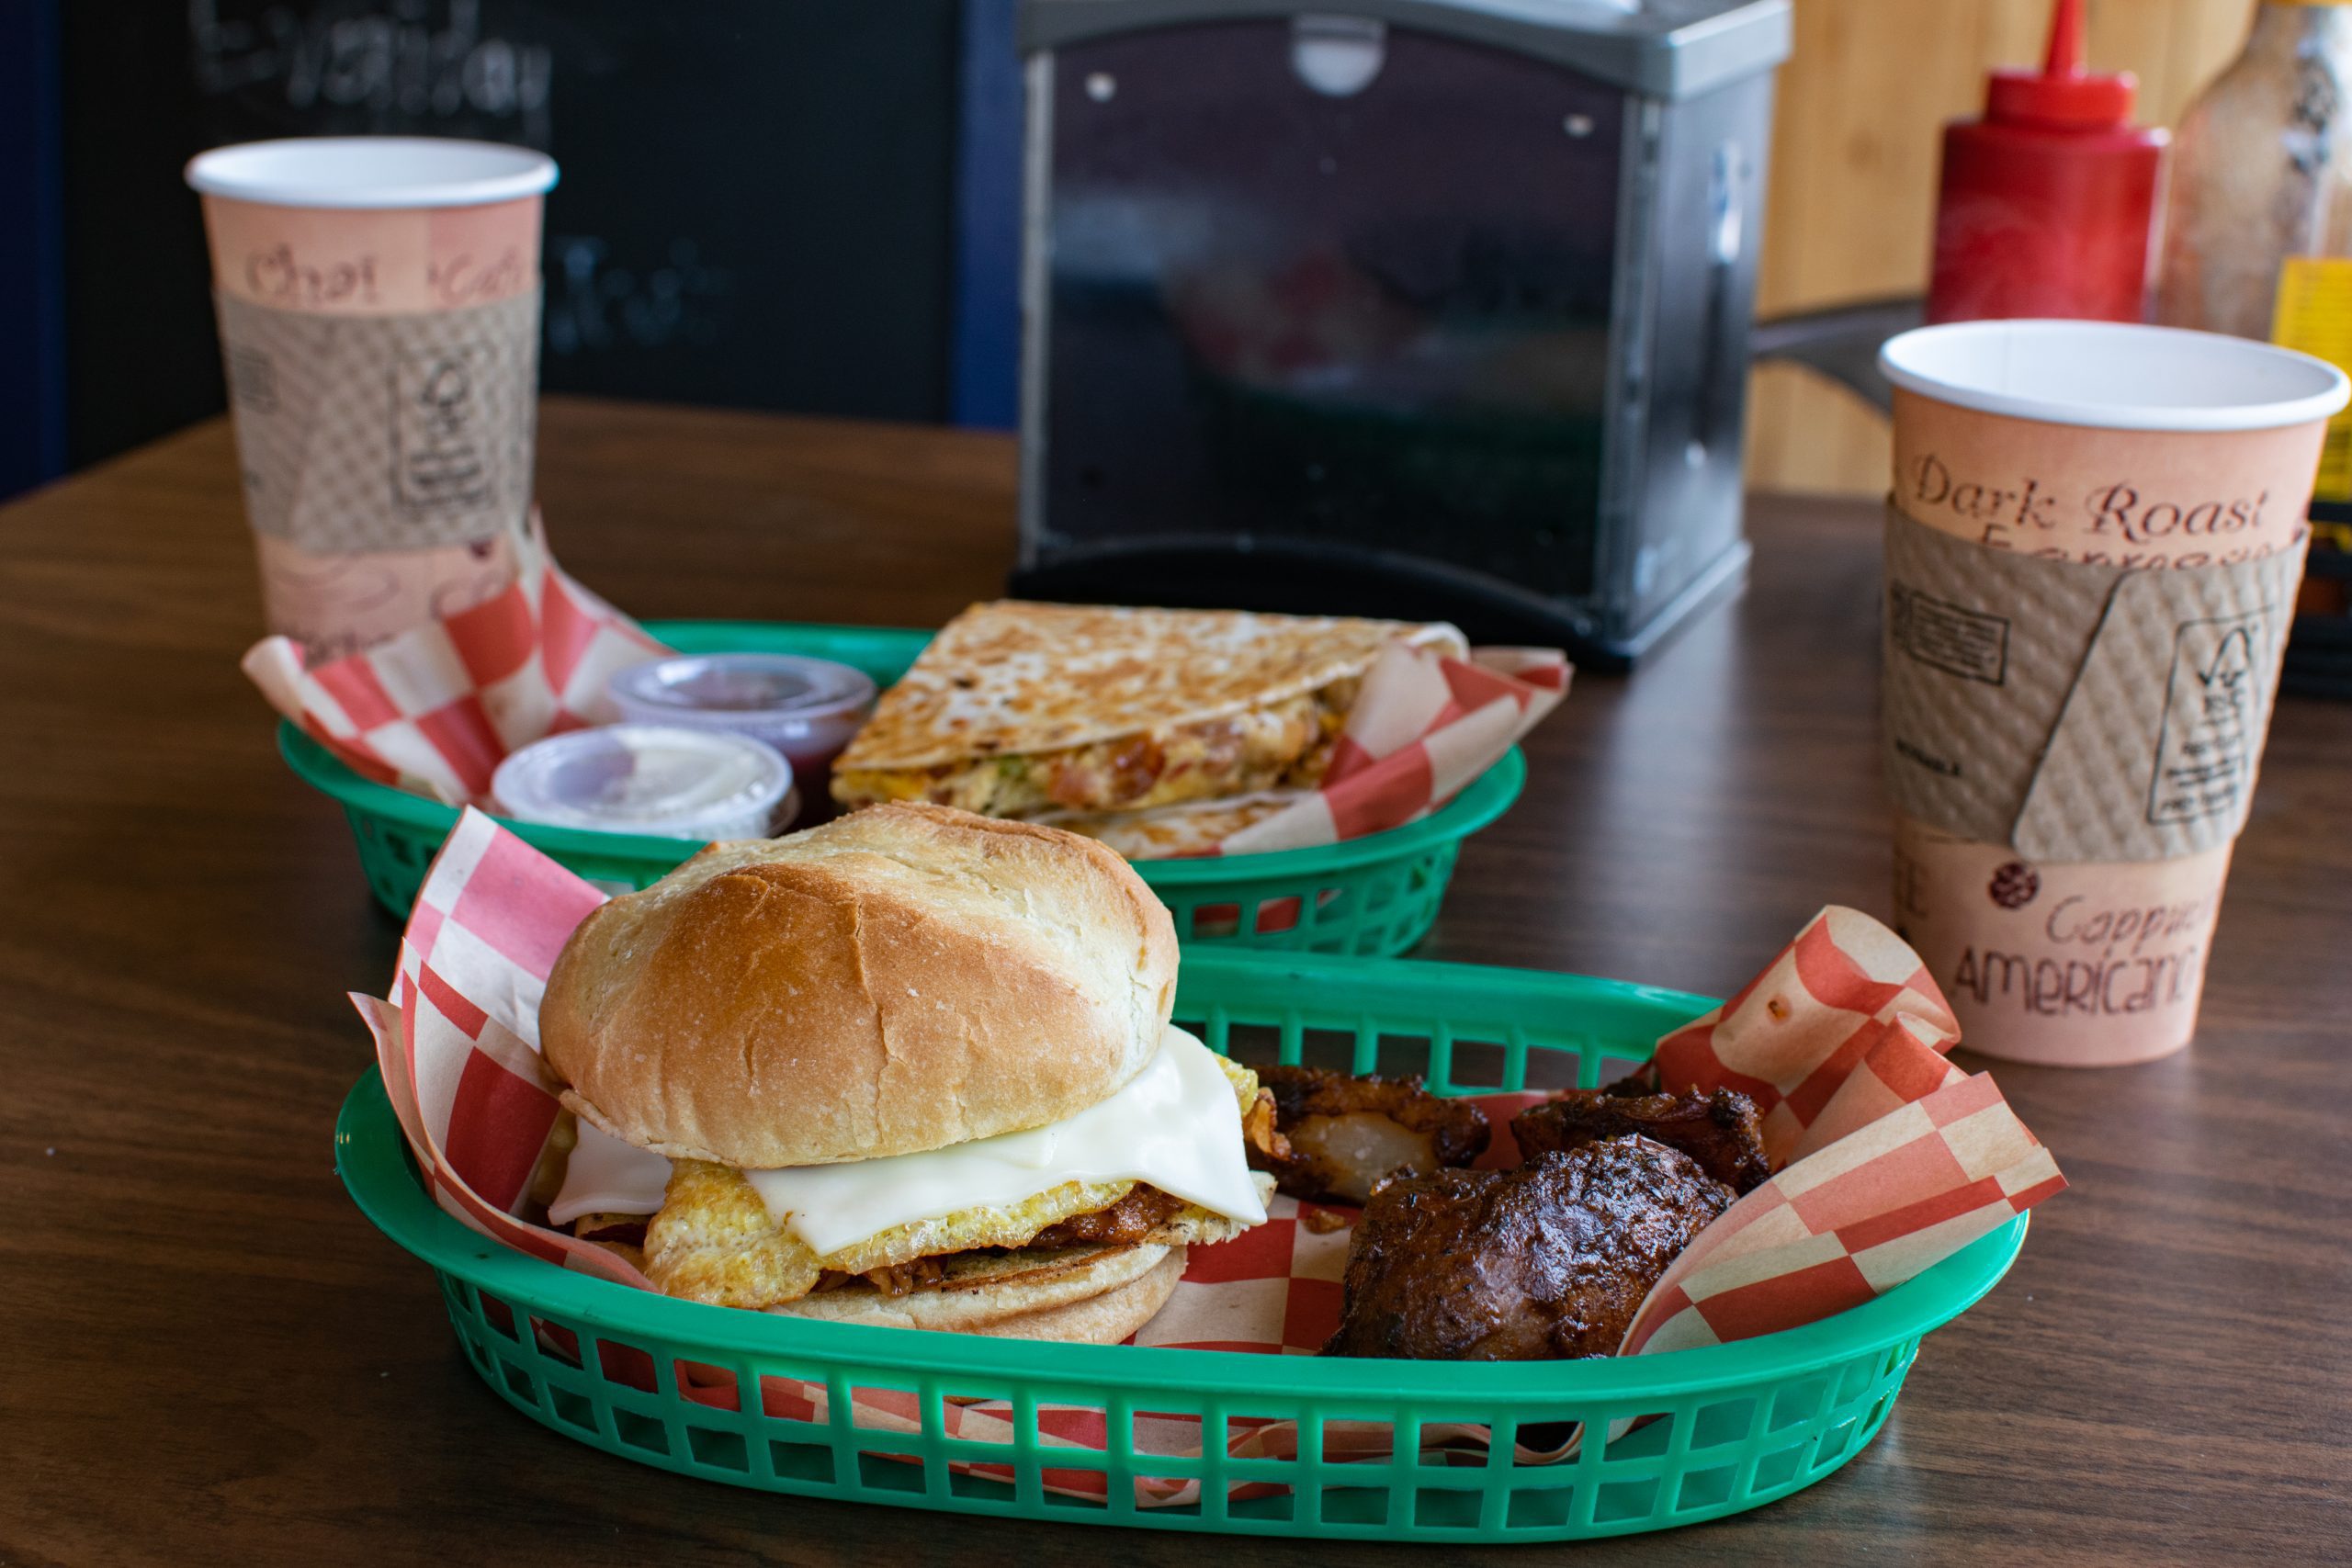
left=244, top=528, right=672, bottom=806
left=350, top=823, right=2060, bottom=1500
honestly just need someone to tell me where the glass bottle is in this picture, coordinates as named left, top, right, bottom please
left=2156, top=1, right=2352, bottom=501
left=2154, top=1, right=2352, bottom=337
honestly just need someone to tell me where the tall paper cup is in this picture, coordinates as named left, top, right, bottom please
left=1879, top=321, right=2346, bottom=1066
left=187, top=137, right=558, bottom=662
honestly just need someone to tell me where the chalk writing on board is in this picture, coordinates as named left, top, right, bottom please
left=188, top=0, right=554, bottom=146
left=545, top=236, right=731, bottom=355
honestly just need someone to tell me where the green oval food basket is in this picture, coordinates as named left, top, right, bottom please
left=280, top=619, right=1524, bottom=954
left=337, top=948, right=2026, bottom=1544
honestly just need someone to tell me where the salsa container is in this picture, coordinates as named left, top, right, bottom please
left=336, top=948, right=2027, bottom=1543
left=280, top=619, right=1525, bottom=954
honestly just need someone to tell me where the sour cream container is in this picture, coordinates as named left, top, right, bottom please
left=607, top=654, right=876, bottom=780
left=492, top=725, right=795, bottom=841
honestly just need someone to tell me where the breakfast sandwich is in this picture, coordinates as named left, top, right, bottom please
left=537, top=801, right=1275, bottom=1341
left=829, top=602, right=1465, bottom=825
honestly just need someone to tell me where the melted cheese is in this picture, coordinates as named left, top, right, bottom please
left=548, top=1118, right=674, bottom=1225
left=743, top=1026, right=1266, bottom=1256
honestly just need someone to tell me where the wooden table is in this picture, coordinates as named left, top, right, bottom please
left=5, top=400, right=2346, bottom=1566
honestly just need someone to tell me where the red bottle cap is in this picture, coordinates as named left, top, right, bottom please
left=1984, top=0, right=2136, bottom=130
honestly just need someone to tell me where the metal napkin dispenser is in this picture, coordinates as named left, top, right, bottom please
left=1012, top=0, right=1791, bottom=664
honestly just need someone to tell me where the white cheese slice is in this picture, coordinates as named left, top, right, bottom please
left=548, top=1118, right=674, bottom=1226
left=743, top=1024, right=1267, bottom=1256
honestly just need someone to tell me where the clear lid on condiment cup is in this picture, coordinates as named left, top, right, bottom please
left=491, top=725, right=793, bottom=841
left=611, top=653, right=875, bottom=720
left=607, top=654, right=876, bottom=750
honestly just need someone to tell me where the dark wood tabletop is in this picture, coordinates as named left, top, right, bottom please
left=5, top=398, right=2346, bottom=1567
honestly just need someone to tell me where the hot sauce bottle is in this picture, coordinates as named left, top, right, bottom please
left=1925, top=0, right=2169, bottom=325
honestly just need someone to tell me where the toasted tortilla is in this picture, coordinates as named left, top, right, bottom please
left=834, top=601, right=1464, bottom=772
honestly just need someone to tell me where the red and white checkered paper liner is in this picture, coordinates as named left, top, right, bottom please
left=1623, top=907, right=2062, bottom=1359
left=350, top=821, right=2060, bottom=1502
left=1652, top=905, right=1964, bottom=1167
left=244, top=525, right=673, bottom=807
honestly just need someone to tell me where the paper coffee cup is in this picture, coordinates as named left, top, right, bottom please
left=1878, top=320, right=2346, bottom=1066
left=187, top=137, right=558, bottom=662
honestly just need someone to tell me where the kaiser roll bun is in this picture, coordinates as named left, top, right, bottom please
left=540, top=802, right=1179, bottom=1168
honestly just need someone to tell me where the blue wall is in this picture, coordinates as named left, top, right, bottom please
left=952, top=0, right=1023, bottom=430
left=0, top=0, right=66, bottom=497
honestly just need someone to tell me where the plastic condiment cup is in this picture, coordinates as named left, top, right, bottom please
left=1878, top=319, right=2347, bottom=1066
left=185, top=137, right=558, bottom=662
left=491, top=726, right=795, bottom=842
left=607, top=654, right=877, bottom=780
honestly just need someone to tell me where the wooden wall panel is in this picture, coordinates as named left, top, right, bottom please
left=1742, top=0, right=2258, bottom=495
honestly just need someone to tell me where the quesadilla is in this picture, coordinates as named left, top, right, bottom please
left=830, top=602, right=1465, bottom=818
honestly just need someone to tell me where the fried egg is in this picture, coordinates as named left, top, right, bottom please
left=642, top=1056, right=1263, bottom=1309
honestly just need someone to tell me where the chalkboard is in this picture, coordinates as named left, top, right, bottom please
left=59, top=0, right=964, bottom=469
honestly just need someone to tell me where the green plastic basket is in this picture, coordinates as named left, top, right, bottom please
left=336, top=949, right=2027, bottom=1543
left=279, top=619, right=1524, bottom=954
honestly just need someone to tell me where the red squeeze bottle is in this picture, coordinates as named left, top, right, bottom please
left=1925, top=0, right=2168, bottom=324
